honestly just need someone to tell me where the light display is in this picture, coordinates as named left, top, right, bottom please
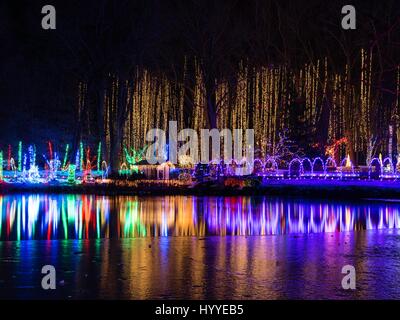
left=46, top=153, right=61, bottom=181
left=0, top=151, right=3, bottom=181
left=124, top=145, right=147, bottom=166
left=28, top=145, right=36, bottom=169
left=75, top=149, right=80, bottom=171
left=1, top=194, right=400, bottom=240
left=7, top=145, right=11, bottom=171
left=83, top=159, right=94, bottom=182
left=3, top=140, right=400, bottom=184
left=119, top=162, right=130, bottom=175
left=63, top=144, right=69, bottom=169
left=97, top=142, right=101, bottom=171
left=178, top=155, right=194, bottom=168
left=48, top=141, right=53, bottom=161
left=67, top=164, right=76, bottom=183
left=84, top=47, right=400, bottom=170
left=101, top=161, right=109, bottom=180
left=23, top=153, right=27, bottom=173
left=28, top=165, right=40, bottom=183
left=18, top=141, right=22, bottom=172
left=345, top=154, right=352, bottom=167
left=325, top=137, right=347, bottom=160
left=9, top=158, right=16, bottom=176
left=80, top=142, right=84, bottom=170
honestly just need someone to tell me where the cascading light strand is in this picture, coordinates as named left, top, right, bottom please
left=80, top=142, right=84, bottom=170
left=97, top=142, right=102, bottom=172
left=18, top=141, right=22, bottom=172
left=0, top=151, right=3, bottom=181
left=63, top=144, right=69, bottom=170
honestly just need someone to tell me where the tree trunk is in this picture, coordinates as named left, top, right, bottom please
left=109, top=74, right=131, bottom=175
left=205, top=80, right=217, bottom=129
left=109, top=130, right=121, bottom=175
left=96, top=85, right=107, bottom=164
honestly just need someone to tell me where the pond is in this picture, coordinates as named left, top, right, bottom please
left=0, top=194, right=400, bottom=299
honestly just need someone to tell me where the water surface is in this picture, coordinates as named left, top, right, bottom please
left=0, top=194, right=400, bottom=299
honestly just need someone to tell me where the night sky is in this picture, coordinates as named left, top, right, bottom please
left=0, top=0, right=399, bottom=148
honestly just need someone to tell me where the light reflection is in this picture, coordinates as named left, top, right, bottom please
left=0, top=195, right=400, bottom=241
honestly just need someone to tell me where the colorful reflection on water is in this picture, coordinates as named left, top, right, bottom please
left=1, top=194, right=400, bottom=241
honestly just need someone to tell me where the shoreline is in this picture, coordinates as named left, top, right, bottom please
left=2, top=178, right=400, bottom=199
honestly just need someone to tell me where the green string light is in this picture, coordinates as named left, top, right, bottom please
left=18, top=141, right=22, bottom=172
left=67, top=164, right=76, bottom=184
left=97, top=142, right=102, bottom=172
left=80, top=142, right=84, bottom=170
left=63, top=144, right=69, bottom=169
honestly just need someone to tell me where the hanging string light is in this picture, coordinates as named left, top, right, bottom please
left=97, top=142, right=102, bottom=172
left=0, top=151, right=3, bottom=181
left=80, top=142, right=84, bottom=170
left=67, top=164, right=77, bottom=184
left=7, top=145, right=11, bottom=171
left=48, top=141, right=53, bottom=161
left=28, top=145, right=35, bottom=170
left=75, top=149, right=80, bottom=171
left=63, top=144, right=69, bottom=170
left=18, top=141, right=22, bottom=172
